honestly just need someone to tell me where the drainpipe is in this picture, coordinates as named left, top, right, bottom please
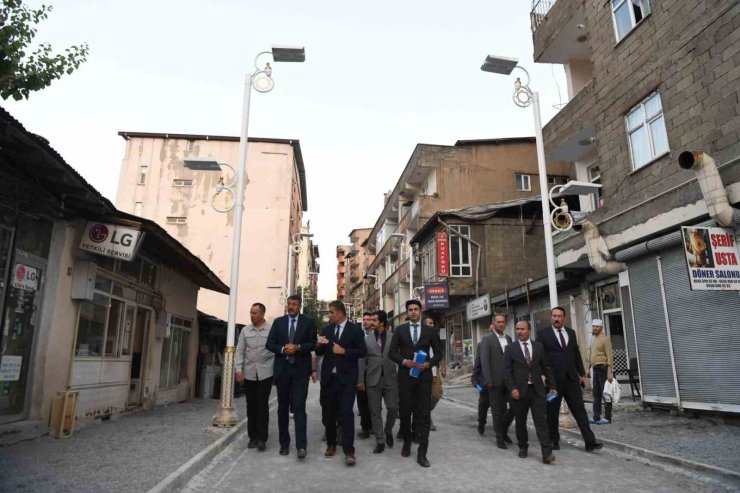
left=437, top=218, right=481, bottom=296
left=582, top=220, right=626, bottom=275
left=678, top=151, right=735, bottom=227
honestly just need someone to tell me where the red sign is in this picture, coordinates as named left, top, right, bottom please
left=436, top=231, right=449, bottom=276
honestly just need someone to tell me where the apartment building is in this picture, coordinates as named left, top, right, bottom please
left=115, top=132, right=308, bottom=323
left=336, top=245, right=350, bottom=301
left=296, top=223, right=320, bottom=298
left=522, top=0, right=740, bottom=413
left=346, top=228, right=374, bottom=320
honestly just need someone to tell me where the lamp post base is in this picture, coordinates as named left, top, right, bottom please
left=211, top=346, right=238, bottom=427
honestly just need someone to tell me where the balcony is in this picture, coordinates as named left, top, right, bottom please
left=397, top=198, right=421, bottom=234
left=532, top=0, right=590, bottom=64
left=382, top=258, right=410, bottom=295
left=543, top=79, right=597, bottom=162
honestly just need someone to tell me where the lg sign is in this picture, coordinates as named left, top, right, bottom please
left=89, top=224, right=109, bottom=243
left=80, top=222, right=143, bottom=261
left=88, top=223, right=134, bottom=247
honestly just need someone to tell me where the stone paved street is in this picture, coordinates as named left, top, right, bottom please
left=181, top=384, right=734, bottom=493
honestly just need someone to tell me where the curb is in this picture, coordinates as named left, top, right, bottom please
left=441, top=395, right=740, bottom=488
left=148, top=397, right=277, bottom=493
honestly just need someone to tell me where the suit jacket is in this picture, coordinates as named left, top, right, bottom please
left=389, top=322, right=442, bottom=380
left=479, top=332, right=513, bottom=387
left=265, top=314, right=317, bottom=380
left=503, top=340, right=556, bottom=398
left=471, top=343, right=483, bottom=385
left=315, top=321, right=367, bottom=385
left=358, top=330, right=397, bottom=388
left=535, top=326, right=586, bottom=382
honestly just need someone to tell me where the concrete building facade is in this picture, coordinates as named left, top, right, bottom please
left=335, top=245, right=350, bottom=301
left=115, top=132, right=308, bottom=323
left=296, top=223, right=319, bottom=299
left=346, top=228, right=374, bottom=320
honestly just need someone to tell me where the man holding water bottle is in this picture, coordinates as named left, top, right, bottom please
left=389, top=299, right=442, bottom=468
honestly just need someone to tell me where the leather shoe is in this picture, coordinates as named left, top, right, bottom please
left=401, top=441, right=411, bottom=457
left=518, top=448, right=528, bottom=458
left=386, top=432, right=394, bottom=448
left=279, top=447, right=289, bottom=456
left=496, top=441, right=507, bottom=450
left=256, top=440, right=266, bottom=452
left=357, top=430, right=371, bottom=439
left=417, top=454, right=430, bottom=468
left=552, top=440, right=560, bottom=450
left=542, top=452, right=555, bottom=464
left=324, top=445, right=336, bottom=458
left=504, top=434, right=513, bottom=444
left=297, top=448, right=307, bottom=460
left=247, top=439, right=258, bottom=449
left=345, top=453, right=356, bottom=466
left=477, top=423, right=485, bottom=435
left=373, top=443, right=385, bottom=454
left=585, top=441, right=604, bottom=452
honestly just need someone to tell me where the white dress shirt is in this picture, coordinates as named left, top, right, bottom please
left=552, top=326, right=569, bottom=347
left=495, top=332, right=508, bottom=353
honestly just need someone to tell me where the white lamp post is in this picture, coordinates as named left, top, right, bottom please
left=211, top=45, right=305, bottom=428
left=481, top=55, right=558, bottom=309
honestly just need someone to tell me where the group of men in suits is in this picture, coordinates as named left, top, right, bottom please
left=477, top=307, right=604, bottom=464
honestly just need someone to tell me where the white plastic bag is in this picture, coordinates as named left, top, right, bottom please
left=603, top=379, right=621, bottom=404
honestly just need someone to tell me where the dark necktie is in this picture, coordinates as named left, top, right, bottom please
left=412, top=324, right=418, bottom=344
left=335, top=324, right=341, bottom=340
left=288, top=319, right=296, bottom=364
left=376, top=333, right=383, bottom=351
left=523, top=342, right=532, bottom=364
left=557, top=329, right=566, bottom=349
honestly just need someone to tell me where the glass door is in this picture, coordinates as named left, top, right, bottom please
left=127, top=307, right=150, bottom=406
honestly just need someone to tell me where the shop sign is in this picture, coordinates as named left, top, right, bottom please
left=79, top=222, right=143, bottom=261
left=424, top=281, right=449, bottom=309
left=682, top=226, right=740, bottom=291
left=466, top=294, right=491, bottom=321
left=0, top=355, right=22, bottom=381
left=436, top=231, right=449, bottom=277
left=11, top=263, right=38, bottom=291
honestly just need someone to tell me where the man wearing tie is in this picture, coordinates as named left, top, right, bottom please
left=316, top=300, right=367, bottom=465
left=479, top=314, right=514, bottom=449
left=356, top=312, right=374, bottom=440
left=504, top=320, right=556, bottom=463
left=389, top=299, right=443, bottom=468
left=357, top=310, right=398, bottom=454
left=536, top=307, right=603, bottom=452
left=266, top=295, right=317, bottom=459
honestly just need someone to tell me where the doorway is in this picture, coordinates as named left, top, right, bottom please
left=127, top=307, right=150, bottom=407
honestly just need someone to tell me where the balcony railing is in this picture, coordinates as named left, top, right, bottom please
left=530, top=0, right=556, bottom=32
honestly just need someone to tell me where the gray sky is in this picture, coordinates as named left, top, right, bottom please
left=5, top=0, right=567, bottom=300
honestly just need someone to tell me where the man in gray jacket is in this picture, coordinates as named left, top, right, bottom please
left=479, top=314, right=514, bottom=449
left=358, top=310, right=398, bottom=454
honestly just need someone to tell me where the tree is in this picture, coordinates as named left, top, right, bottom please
left=0, top=0, right=89, bottom=100
left=301, top=286, right=326, bottom=333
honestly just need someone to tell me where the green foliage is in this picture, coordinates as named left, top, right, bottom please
left=0, top=0, right=89, bottom=100
left=301, top=286, right=326, bottom=333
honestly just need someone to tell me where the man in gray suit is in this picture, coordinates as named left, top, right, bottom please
left=358, top=310, right=398, bottom=454
left=480, top=314, right=515, bottom=449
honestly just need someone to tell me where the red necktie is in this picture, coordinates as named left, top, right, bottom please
left=557, top=329, right=567, bottom=348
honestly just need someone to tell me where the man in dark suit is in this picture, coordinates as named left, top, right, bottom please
left=471, top=342, right=490, bottom=435
left=265, top=295, right=317, bottom=459
left=504, top=320, right=556, bottom=463
left=479, top=314, right=514, bottom=448
left=357, top=310, right=398, bottom=454
left=536, top=307, right=603, bottom=452
left=389, top=299, right=442, bottom=468
left=356, top=312, right=374, bottom=439
left=316, top=300, right=367, bottom=466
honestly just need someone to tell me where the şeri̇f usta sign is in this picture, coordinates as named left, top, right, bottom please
left=682, top=226, right=740, bottom=291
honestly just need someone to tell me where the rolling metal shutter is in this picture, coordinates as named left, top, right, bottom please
left=620, top=283, right=637, bottom=365
left=660, top=246, right=740, bottom=411
left=627, top=255, right=678, bottom=404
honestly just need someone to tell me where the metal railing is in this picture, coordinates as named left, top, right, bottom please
left=530, top=0, right=556, bottom=32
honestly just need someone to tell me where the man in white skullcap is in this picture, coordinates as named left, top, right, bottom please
left=586, top=319, right=613, bottom=424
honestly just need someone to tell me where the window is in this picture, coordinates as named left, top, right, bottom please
left=134, top=202, right=143, bottom=216
left=166, top=216, right=187, bottom=225
left=612, top=0, right=650, bottom=41
left=449, top=225, right=472, bottom=277
left=515, top=174, right=531, bottom=192
left=173, top=179, right=193, bottom=187
left=186, top=140, right=195, bottom=152
left=588, top=164, right=604, bottom=209
left=137, top=165, right=148, bottom=185
left=626, top=92, right=669, bottom=169
left=75, top=293, right=109, bottom=356
left=420, top=240, right=437, bottom=281
left=548, top=175, right=569, bottom=186
left=160, top=314, right=192, bottom=388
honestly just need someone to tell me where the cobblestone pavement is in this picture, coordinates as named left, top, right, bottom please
left=444, top=383, right=740, bottom=473
left=181, top=383, right=733, bottom=493
left=0, top=398, right=239, bottom=493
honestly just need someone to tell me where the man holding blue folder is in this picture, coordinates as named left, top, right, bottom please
left=389, top=299, right=443, bottom=468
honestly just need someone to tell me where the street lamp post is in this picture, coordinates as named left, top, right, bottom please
left=288, top=232, right=314, bottom=298
left=481, top=55, right=558, bottom=309
left=211, top=45, right=305, bottom=428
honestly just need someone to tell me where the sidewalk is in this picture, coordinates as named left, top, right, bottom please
left=442, top=382, right=740, bottom=473
left=0, top=399, right=232, bottom=493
